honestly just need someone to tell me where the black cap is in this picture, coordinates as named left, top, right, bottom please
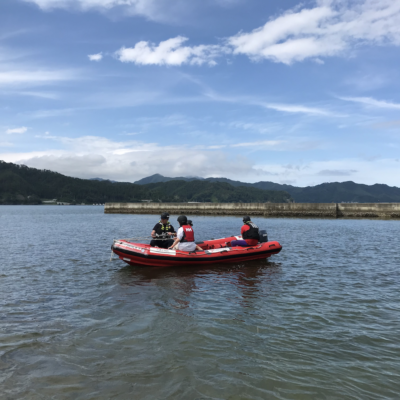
left=243, top=216, right=251, bottom=223
left=177, top=215, right=188, bottom=225
left=187, top=220, right=193, bottom=226
left=161, top=212, right=170, bottom=219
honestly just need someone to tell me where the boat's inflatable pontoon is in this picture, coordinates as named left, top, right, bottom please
left=112, top=235, right=282, bottom=267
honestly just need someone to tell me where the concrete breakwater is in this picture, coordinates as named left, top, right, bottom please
left=105, top=202, right=400, bottom=219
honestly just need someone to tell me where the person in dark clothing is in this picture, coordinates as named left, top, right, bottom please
left=187, top=220, right=193, bottom=226
left=231, top=216, right=260, bottom=247
left=150, top=212, right=176, bottom=249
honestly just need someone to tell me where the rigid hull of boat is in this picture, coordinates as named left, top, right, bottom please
left=112, top=235, right=282, bottom=267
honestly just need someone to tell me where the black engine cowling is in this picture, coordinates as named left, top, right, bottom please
left=259, top=230, right=268, bottom=243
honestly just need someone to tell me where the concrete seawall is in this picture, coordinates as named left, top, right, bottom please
left=337, top=203, right=400, bottom=219
left=104, top=202, right=400, bottom=219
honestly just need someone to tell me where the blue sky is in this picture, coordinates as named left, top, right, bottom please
left=1, top=0, right=400, bottom=186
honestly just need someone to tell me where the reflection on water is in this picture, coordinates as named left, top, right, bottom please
left=1, top=206, right=400, bottom=399
left=116, top=260, right=282, bottom=311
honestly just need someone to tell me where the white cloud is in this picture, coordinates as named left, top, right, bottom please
left=0, top=43, right=79, bottom=91
left=99, top=0, right=400, bottom=68
left=22, top=0, right=240, bottom=23
left=0, top=135, right=263, bottom=181
left=16, top=91, right=59, bottom=99
left=25, top=108, right=76, bottom=119
left=88, top=53, right=103, bottom=62
left=230, top=140, right=284, bottom=148
left=26, top=0, right=400, bottom=66
left=228, top=0, right=400, bottom=64
left=115, top=37, right=222, bottom=66
left=204, top=91, right=337, bottom=117
left=3, top=147, right=396, bottom=186
left=227, top=121, right=279, bottom=134
left=256, top=158, right=400, bottom=186
left=263, top=102, right=334, bottom=116
left=194, top=140, right=287, bottom=150
left=6, top=126, right=28, bottom=134
left=0, top=69, right=77, bottom=86
left=2, top=135, right=399, bottom=185
left=24, top=0, right=146, bottom=11
left=339, top=96, right=400, bottom=110
left=317, top=169, right=357, bottom=176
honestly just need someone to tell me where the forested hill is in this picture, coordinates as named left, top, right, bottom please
left=0, top=161, right=291, bottom=205
left=135, top=174, right=400, bottom=203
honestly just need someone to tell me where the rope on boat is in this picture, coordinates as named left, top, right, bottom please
left=117, top=236, right=176, bottom=242
left=110, top=239, right=117, bottom=261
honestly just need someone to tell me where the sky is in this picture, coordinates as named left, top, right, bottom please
left=1, top=0, right=400, bottom=186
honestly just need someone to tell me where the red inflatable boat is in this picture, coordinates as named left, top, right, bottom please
left=112, top=235, right=282, bottom=267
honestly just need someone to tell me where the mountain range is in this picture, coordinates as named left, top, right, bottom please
left=1, top=161, right=399, bottom=205
left=135, top=174, right=400, bottom=203
left=0, top=161, right=290, bottom=205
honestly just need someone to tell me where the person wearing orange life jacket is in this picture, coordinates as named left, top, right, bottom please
left=169, top=215, right=203, bottom=252
left=231, top=216, right=260, bottom=247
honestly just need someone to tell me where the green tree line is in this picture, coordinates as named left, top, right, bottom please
left=0, top=161, right=292, bottom=205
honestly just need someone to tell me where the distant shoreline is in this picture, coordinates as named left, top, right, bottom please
left=104, top=202, right=400, bottom=219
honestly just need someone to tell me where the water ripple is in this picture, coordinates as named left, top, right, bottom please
left=1, top=206, right=400, bottom=399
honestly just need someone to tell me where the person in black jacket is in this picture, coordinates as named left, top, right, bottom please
left=150, top=212, right=176, bottom=248
left=231, top=216, right=260, bottom=247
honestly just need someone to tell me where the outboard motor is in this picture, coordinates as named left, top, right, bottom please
left=259, top=230, right=268, bottom=243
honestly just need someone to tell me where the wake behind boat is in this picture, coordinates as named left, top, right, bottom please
left=111, top=234, right=282, bottom=267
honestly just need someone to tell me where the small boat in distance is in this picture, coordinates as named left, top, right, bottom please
left=111, top=234, right=282, bottom=268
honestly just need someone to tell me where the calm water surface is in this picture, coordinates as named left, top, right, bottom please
left=1, top=206, right=400, bottom=399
